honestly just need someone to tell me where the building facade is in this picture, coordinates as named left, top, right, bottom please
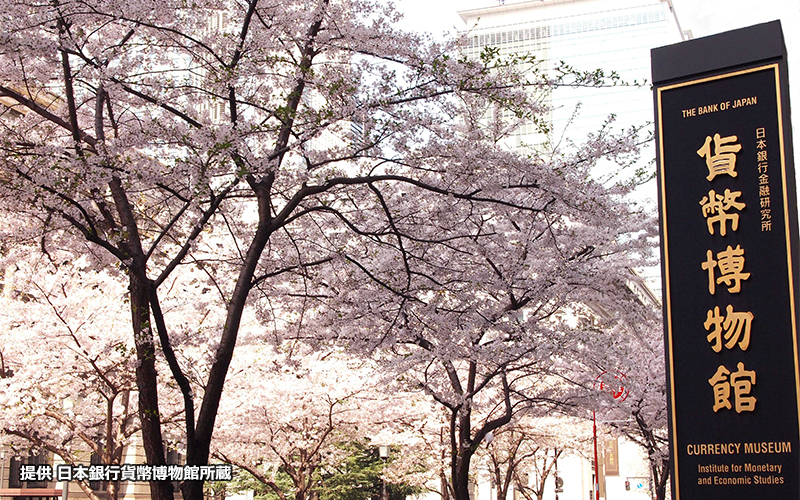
left=458, top=0, right=686, bottom=151
left=0, top=442, right=185, bottom=500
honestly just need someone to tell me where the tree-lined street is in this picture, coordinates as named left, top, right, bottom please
left=0, top=0, right=668, bottom=498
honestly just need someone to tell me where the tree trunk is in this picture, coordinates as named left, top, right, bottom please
left=448, top=370, right=512, bottom=500
left=452, top=458, right=471, bottom=500
left=130, top=274, right=174, bottom=500
left=654, top=458, right=670, bottom=500
left=181, top=479, right=204, bottom=500
left=106, top=478, right=119, bottom=500
left=440, top=472, right=451, bottom=500
left=452, top=442, right=474, bottom=500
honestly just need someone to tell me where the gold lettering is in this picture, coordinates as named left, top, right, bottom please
left=714, top=476, right=752, bottom=485
left=687, top=444, right=742, bottom=456
left=753, top=475, right=785, bottom=484
left=704, top=305, right=754, bottom=353
left=697, top=133, right=742, bottom=180
left=709, top=365, right=733, bottom=412
left=699, top=189, right=746, bottom=236
left=699, top=104, right=719, bottom=115
left=733, top=96, right=758, bottom=108
left=744, top=463, right=783, bottom=474
left=702, top=245, right=750, bottom=294
left=743, top=442, right=791, bottom=454
left=731, top=363, right=756, bottom=412
left=708, top=363, right=757, bottom=413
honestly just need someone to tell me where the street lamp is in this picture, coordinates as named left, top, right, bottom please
left=553, top=448, right=562, bottom=500
left=378, top=446, right=390, bottom=500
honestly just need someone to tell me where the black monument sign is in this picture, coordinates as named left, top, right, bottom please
left=653, top=21, right=800, bottom=500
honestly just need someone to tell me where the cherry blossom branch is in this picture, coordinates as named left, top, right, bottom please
left=212, top=452, right=288, bottom=500
left=12, top=167, right=126, bottom=261
left=250, top=256, right=334, bottom=288
left=4, top=425, right=106, bottom=500
left=284, top=204, right=478, bottom=254
left=0, top=85, right=97, bottom=148
left=369, top=183, right=412, bottom=290
left=146, top=284, right=196, bottom=445
left=274, top=175, right=549, bottom=230
left=31, top=280, right=128, bottom=397
left=153, top=178, right=240, bottom=287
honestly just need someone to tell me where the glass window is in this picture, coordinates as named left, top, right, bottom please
left=88, top=452, right=106, bottom=492
left=9, top=451, right=49, bottom=500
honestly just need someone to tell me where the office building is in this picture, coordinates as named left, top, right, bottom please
left=458, top=0, right=685, bottom=150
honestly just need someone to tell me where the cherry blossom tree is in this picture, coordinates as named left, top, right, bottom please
left=619, top=383, right=669, bottom=500
left=210, top=346, right=432, bottom=500
left=0, top=1, right=656, bottom=499
left=326, top=143, right=658, bottom=500
left=476, top=416, right=590, bottom=500
left=0, top=249, right=179, bottom=500
left=601, top=312, right=670, bottom=500
left=555, top=278, right=668, bottom=500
